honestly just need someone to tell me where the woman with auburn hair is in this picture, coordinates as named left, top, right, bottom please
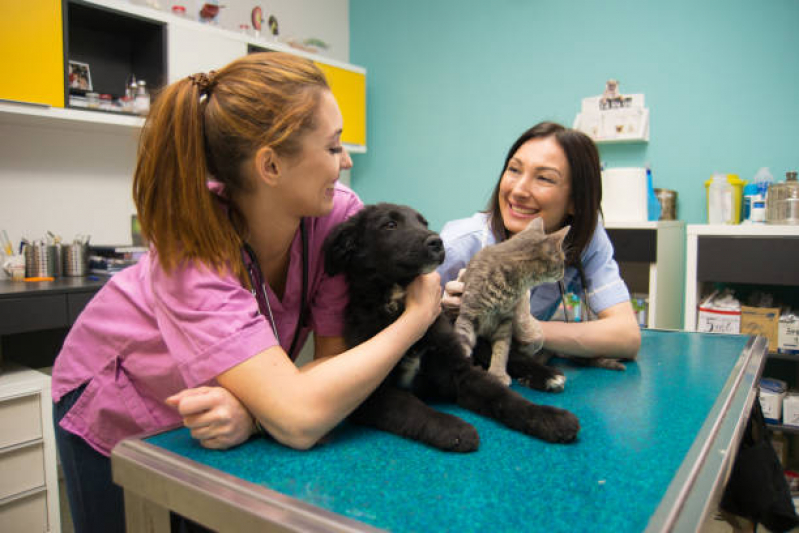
left=439, top=121, right=640, bottom=363
left=51, top=52, right=442, bottom=533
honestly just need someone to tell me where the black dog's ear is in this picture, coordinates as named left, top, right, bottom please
left=323, top=214, right=362, bottom=276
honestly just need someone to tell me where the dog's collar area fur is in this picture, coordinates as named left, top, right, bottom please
left=385, top=284, right=406, bottom=315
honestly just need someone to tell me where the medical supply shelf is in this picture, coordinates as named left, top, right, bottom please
left=684, top=224, right=799, bottom=454
left=604, top=220, right=685, bottom=329
left=0, top=0, right=367, bottom=152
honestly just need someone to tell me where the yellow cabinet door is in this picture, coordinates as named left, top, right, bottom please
left=0, top=0, right=64, bottom=107
left=314, top=62, right=366, bottom=149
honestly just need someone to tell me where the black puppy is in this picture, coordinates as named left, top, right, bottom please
left=323, top=203, right=579, bottom=452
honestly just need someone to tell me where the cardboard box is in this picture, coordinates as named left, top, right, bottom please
left=779, top=314, right=799, bottom=355
left=697, top=306, right=741, bottom=334
left=740, top=306, right=780, bottom=351
left=760, top=378, right=788, bottom=424
left=783, top=393, right=799, bottom=428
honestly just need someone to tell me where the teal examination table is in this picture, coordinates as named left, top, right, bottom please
left=111, top=329, right=767, bottom=532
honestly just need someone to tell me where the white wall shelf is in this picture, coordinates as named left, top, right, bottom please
left=684, top=224, right=799, bottom=331
left=0, top=100, right=144, bottom=134
left=604, top=220, right=685, bottom=329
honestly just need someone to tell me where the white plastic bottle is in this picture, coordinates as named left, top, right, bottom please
left=708, top=173, right=734, bottom=224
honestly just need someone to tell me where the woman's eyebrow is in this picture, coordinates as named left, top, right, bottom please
left=510, top=158, right=562, bottom=176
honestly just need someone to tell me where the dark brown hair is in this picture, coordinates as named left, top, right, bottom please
left=133, top=52, right=329, bottom=282
left=485, top=121, right=602, bottom=266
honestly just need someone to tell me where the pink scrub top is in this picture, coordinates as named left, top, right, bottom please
left=52, top=183, right=363, bottom=456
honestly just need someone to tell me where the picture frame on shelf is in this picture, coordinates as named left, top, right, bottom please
left=68, top=60, right=93, bottom=92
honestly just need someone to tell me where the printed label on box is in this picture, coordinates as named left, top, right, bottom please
left=697, top=307, right=741, bottom=334
left=779, top=316, right=799, bottom=354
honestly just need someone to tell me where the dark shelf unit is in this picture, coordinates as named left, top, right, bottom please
left=65, top=0, right=167, bottom=104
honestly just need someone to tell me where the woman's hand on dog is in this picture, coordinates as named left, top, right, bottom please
left=442, top=268, right=465, bottom=319
left=404, top=271, right=443, bottom=339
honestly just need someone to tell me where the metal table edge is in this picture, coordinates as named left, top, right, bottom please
left=111, top=432, right=386, bottom=533
left=645, top=334, right=767, bottom=532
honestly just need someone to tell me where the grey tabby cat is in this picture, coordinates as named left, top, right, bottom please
left=454, top=217, right=569, bottom=386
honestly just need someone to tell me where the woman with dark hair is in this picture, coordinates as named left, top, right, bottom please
left=439, top=121, right=640, bottom=360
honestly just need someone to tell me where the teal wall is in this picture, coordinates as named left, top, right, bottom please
left=349, top=0, right=799, bottom=231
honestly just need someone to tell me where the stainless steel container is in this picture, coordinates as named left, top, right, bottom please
left=23, top=242, right=57, bottom=278
left=654, top=188, right=678, bottom=220
left=63, top=243, right=88, bottom=277
left=766, top=171, right=799, bottom=225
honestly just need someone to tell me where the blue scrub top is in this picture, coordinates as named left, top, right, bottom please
left=438, top=212, right=630, bottom=320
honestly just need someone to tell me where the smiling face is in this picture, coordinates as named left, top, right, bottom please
left=276, top=90, right=353, bottom=217
left=497, top=136, right=574, bottom=236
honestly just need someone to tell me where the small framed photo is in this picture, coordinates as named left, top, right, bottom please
left=68, top=60, right=93, bottom=92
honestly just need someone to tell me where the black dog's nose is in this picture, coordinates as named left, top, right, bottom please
left=426, top=235, right=443, bottom=253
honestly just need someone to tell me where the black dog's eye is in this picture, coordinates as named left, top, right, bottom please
left=382, top=220, right=398, bottom=230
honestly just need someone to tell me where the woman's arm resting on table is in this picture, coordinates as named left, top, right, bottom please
left=165, top=387, right=256, bottom=449
left=219, top=274, right=440, bottom=450
left=179, top=271, right=437, bottom=452
left=540, top=300, right=641, bottom=359
left=166, top=336, right=350, bottom=450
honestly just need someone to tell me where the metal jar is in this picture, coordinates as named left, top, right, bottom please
left=63, top=243, right=88, bottom=277
left=23, top=242, right=57, bottom=278
left=654, top=188, right=678, bottom=220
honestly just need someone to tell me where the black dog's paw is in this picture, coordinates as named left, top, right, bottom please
left=516, top=365, right=566, bottom=393
left=520, top=404, right=580, bottom=444
left=428, top=415, right=480, bottom=452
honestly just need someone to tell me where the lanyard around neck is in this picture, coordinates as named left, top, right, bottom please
left=241, top=219, right=308, bottom=360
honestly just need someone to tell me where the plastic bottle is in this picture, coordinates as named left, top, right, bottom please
left=646, top=165, right=661, bottom=221
left=742, top=182, right=759, bottom=222
left=708, top=172, right=734, bottom=224
left=133, top=80, right=150, bottom=115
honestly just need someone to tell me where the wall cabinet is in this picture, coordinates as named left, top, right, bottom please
left=0, top=366, right=61, bottom=533
left=168, top=22, right=247, bottom=83
left=0, top=0, right=65, bottom=107
left=604, top=220, right=685, bottom=329
left=0, top=0, right=367, bottom=152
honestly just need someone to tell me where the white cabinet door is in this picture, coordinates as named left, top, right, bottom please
left=168, top=24, right=247, bottom=83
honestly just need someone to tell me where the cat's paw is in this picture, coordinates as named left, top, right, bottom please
left=522, top=405, right=580, bottom=443
left=488, top=368, right=512, bottom=387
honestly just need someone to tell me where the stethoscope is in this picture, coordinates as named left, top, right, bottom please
left=240, top=219, right=308, bottom=360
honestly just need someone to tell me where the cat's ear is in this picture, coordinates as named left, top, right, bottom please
left=323, top=214, right=363, bottom=276
left=526, top=216, right=546, bottom=233
left=552, top=225, right=571, bottom=245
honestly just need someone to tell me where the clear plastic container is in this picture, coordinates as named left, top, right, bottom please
left=706, top=173, right=735, bottom=224
left=704, top=173, right=744, bottom=224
